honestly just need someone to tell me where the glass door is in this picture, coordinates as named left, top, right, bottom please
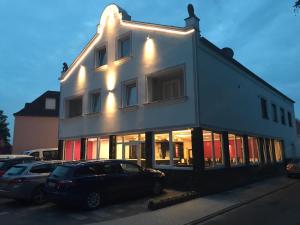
left=124, top=142, right=141, bottom=166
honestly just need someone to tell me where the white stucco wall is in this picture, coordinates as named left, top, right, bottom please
left=197, top=41, right=298, bottom=158
left=59, top=9, right=197, bottom=139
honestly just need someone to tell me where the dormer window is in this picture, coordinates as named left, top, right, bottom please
left=45, top=98, right=56, bottom=110
left=95, top=46, right=107, bottom=68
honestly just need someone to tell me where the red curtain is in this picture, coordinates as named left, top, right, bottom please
left=74, top=140, right=81, bottom=161
left=86, top=141, right=94, bottom=160
left=64, top=140, right=73, bottom=161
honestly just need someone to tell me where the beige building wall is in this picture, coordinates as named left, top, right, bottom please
left=13, top=116, right=58, bottom=154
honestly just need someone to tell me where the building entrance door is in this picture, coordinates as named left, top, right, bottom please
left=124, top=142, right=141, bottom=166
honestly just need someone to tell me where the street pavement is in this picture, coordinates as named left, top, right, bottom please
left=199, top=181, right=300, bottom=225
left=0, top=177, right=298, bottom=225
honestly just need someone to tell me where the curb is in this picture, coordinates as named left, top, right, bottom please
left=147, top=191, right=199, bottom=210
left=184, top=180, right=299, bottom=225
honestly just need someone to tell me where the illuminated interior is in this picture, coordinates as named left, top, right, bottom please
left=228, top=134, right=245, bottom=166
left=64, top=140, right=81, bottom=161
left=274, top=140, right=283, bottom=162
left=248, top=137, right=260, bottom=164
left=86, top=137, right=109, bottom=160
left=203, top=130, right=224, bottom=168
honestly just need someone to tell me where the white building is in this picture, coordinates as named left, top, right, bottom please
left=58, top=4, right=297, bottom=181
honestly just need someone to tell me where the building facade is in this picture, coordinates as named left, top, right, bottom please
left=58, top=5, right=297, bottom=185
left=13, top=91, right=60, bottom=153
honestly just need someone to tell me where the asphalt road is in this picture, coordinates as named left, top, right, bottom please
left=199, top=180, right=300, bottom=225
left=0, top=189, right=181, bottom=225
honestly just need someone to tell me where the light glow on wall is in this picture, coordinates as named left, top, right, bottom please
left=76, top=65, right=87, bottom=90
left=106, top=69, right=117, bottom=91
left=143, top=36, right=156, bottom=65
left=105, top=92, right=117, bottom=113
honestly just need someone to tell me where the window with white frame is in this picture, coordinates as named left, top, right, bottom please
left=117, top=35, right=131, bottom=59
left=89, top=91, right=101, bottom=113
left=66, top=97, right=82, bottom=118
left=203, top=130, right=224, bottom=168
left=45, top=98, right=56, bottom=110
left=147, top=67, right=184, bottom=103
left=95, top=46, right=107, bottom=68
left=123, top=80, right=137, bottom=107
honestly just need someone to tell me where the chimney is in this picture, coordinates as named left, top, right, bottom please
left=185, top=4, right=200, bottom=33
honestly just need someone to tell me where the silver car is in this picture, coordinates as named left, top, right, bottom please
left=0, top=161, right=63, bottom=204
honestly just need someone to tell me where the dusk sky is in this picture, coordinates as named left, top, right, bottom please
left=0, top=0, right=299, bottom=142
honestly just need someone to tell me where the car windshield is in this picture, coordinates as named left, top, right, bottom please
left=51, top=166, right=72, bottom=178
left=6, top=166, right=27, bottom=176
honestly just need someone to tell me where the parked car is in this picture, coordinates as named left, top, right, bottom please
left=286, top=158, right=300, bottom=177
left=0, top=161, right=63, bottom=204
left=45, top=160, right=165, bottom=210
left=0, top=155, right=34, bottom=177
left=23, top=148, right=59, bottom=161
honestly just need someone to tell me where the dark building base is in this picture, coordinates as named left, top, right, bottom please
left=162, top=163, right=286, bottom=195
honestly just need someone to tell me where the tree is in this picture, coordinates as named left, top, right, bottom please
left=295, top=0, right=300, bottom=9
left=0, top=110, right=11, bottom=153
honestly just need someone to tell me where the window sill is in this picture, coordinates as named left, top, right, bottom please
left=95, top=64, right=108, bottom=72
left=114, top=56, right=132, bottom=66
left=119, top=105, right=139, bottom=112
left=85, top=112, right=102, bottom=117
left=144, top=96, right=187, bottom=107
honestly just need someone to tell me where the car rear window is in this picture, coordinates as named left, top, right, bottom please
left=6, top=166, right=27, bottom=176
left=51, top=166, right=73, bottom=178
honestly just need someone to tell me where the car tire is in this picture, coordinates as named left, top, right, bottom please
left=31, top=186, right=47, bottom=205
left=85, top=192, right=101, bottom=210
left=152, top=181, right=163, bottom=195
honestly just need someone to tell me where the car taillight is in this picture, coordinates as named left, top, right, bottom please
left=56, top=180, right=74, bottom=190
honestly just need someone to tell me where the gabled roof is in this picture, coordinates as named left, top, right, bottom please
left=14, top=91, right=60, bottom=117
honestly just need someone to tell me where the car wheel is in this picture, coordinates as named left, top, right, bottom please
left=31, top=186, right=46, bottom=205
left=152, top=181, right=163, bottom=195
left=85, top=192, right=101, bottom=210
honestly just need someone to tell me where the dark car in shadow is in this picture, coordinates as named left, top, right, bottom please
left=0, top=155, right=35, bottom=177
left=45, top=160, right=165, bottom=210
left=286, top=158, right=300, bottom=178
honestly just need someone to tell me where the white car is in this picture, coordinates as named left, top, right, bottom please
left=23, top=148, right=59, bottom=161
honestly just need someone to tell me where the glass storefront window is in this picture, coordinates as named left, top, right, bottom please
left=99, top=138, right=109, bottom=159
left=155, top=133, right=170, bottom=166
left=203, top=130, right=224, bottom=168
left=172, top=130, right=193, bottom=167
left=123, top=134, right=139, bottom=143
left=268, top=139, right=275, bottom=163
left=116, top=144, right=123, bottom=159
left=229, top=134, right=245, bottom=166
left=64, top=140, right=73, bottom=161
left=64, top=140, right=81, bottom=161
left=274, top=140, right=283, bottom=162
left=248, top=137, right=260, bottom=164
left=86, top=138, right=98, bottom=160
left=262, top=139, right=268, bottom=164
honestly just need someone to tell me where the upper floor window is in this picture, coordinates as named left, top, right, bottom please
left=260, top=98, right=268, bottom=119
left=288, top=111, right=293, bottom=127
left=95, top=47, right=107, bottom=68
left=123, top=80, right=137, bottom=107
left=45, top=98, right=56, bottom=110
left=117, top=35, right=131, bottom=59
left=66, top=97, right=82, bottom=118
left=280, top=108, right=286, bottom=125
left=271, top=104, right=278, bottom=122
left=147, top=67, right=184, bottom=103
left=89, top=91, right=101, bottom=113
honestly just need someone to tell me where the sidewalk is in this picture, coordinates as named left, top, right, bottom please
left=88, top=176, right=298, bottom=225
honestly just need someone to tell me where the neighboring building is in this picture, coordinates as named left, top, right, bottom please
left=296, top=119, right=300, bottom=156
left=58, top=4, right=298, bottom=187
left=13, top=91, right=60, bottom=153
